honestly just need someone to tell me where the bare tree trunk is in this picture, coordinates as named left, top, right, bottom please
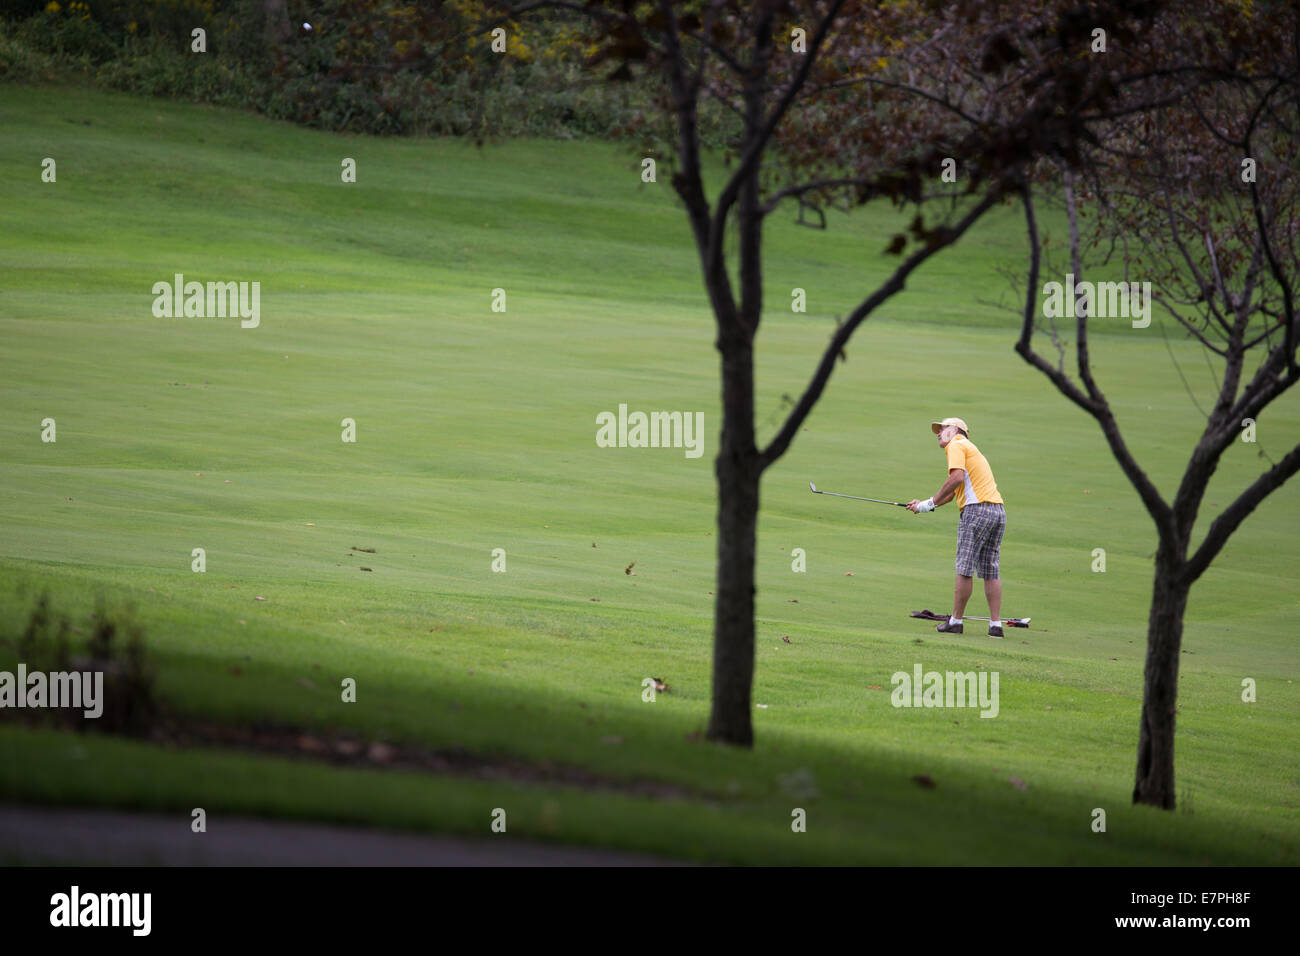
left=1133, top=544, right=1190, bottom=808
left=707, top=338, right=759, bottom=746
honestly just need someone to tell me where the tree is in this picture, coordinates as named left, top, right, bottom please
left=500, top=0, right=1194, bottom=746
left=1014, top=1, right=1299, bottom=808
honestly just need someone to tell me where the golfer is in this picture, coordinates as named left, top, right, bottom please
left=907, top=417, right=1007, bottom=638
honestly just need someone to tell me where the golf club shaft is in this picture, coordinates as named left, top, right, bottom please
left=945, top=612, right=1028, bottom=624
left=809, top=482, right=907, bottom=507
left=823, top=491, right=907, bottom=506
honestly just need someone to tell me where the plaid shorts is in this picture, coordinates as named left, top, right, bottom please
left=955, top=502, right=1005, bottom=579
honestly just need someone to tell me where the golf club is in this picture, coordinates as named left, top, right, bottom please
left=809, top=481, right=909, bottom=507
left=910, top=609, right=1031, bottom=627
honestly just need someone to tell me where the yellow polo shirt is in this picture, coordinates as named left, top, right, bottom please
left=945, top=437, right=1003, bottom=510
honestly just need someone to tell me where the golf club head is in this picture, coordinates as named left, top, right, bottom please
left=809, top=481, right=818, bottom=493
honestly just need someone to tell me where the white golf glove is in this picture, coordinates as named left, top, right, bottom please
left=916, top=498, right=936, bottom=513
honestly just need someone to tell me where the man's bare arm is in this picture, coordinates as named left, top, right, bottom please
left=934, top=468, right=965, bottom=506
left=907, top=468, right=966, bottom=512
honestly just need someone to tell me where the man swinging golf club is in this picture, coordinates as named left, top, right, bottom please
left=907, top=417, right=1007, bottom=638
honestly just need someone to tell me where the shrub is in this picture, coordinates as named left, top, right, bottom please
left=0, top=0, right=742, bottom=146
left=6, top=594, right=158, bottom=736
left=15, top=3, right=117, bottom=64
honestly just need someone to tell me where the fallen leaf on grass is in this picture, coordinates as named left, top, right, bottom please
left=255, top=596, right=266, bottom=601
left=1010, top=776, right=1028, bottom=791
left=650, top=677, right=670, bottom=692
left=359, top=567, right=373, bottom=572
left=296, top=678, right=316, bottom=689
left=351, top=546, right=376, bottom=553
left=782, top=635, right=791, bottom=644
left=911, top=774, right=937, bottom=789
left=779, top=769, right=819, bottom=800
left=624, top=561, right=636, bottom=575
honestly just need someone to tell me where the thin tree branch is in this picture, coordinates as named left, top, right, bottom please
left=657, top=0, right=739, bottom=329
left=706, top=0, right=848, bottom=283
left=1185, top=439, right=1300, bottom=581
left=1017, top=182, right=1175, bottom=535
left=758, top=187, right=1003, bottom=469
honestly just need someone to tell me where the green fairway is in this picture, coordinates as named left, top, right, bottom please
left=1, top=83, right=1297, bottom=864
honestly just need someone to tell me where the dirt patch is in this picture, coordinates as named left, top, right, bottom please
left=144, top=715, right=698, bottom=802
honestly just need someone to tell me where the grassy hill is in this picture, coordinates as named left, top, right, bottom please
left=0, top=83, right=1297, bottom=864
